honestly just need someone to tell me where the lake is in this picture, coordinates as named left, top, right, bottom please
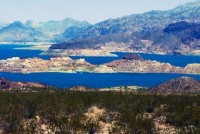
left=0, top=44, right=50, bottom=60
left=1, top=44, right=200, bottom=67
left=0, top=44, right=199, bottom=88
left=0, top=72, right=199, bottom=88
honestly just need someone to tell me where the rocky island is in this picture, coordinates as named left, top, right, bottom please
left=0, top=57, right=95, bottom=73
left=0, top=54, right=199, bottom=74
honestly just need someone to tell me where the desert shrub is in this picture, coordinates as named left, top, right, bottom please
left=0, top=90, right=199, bottom=133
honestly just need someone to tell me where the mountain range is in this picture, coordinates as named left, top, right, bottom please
left=1, top=1, right=200, bottom=55
left=0, top=21, right=48, bottom=42
left=25, top=18, right=91, bottom=38
left=0, top=19, right=91, bottom=43
left=46, top=0, right=200, bottom=56
left=76, top=1, right=200, bottom=38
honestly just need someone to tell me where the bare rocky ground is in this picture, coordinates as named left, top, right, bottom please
left=1, top=106, right=197, bottom=134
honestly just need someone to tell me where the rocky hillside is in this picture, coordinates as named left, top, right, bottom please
left=44, top=32, right=145, bottom=56
left=149, top=77, right=200, bottom=93
left=77, top=1, right=200, bottom=38
left=47, top=1, right=200, bottom=56
left=0, top=21, right=47, bottom=42
left=61, top=26, right=90, bottom=41
left=49, top=32, right=144, bottom=50
left=0, top=77, right=45, bottom=90
left=141, top=21, right=200, bottom=54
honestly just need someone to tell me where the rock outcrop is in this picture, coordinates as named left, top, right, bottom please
left=104, top=59, right=182, bottom=73
left=123, top=53, right=143, bottom=60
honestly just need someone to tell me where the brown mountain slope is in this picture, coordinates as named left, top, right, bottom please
left=149, top=77, right=200, bottom=93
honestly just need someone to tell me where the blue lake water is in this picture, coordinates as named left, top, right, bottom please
left=0, top=72, right=199, bottom=88
left=72, top=53, right=200, bottom=67
left=1, top=44, right=200, bottom=67
left=0, top=44, right=50, bottom=60
left=0, top=44, right=199, bottom=88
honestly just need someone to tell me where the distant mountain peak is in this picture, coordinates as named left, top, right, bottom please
left=0, top=21, right=26, bottom=32
left=181, top=0, right=200, bottom=6
left=172, top=0, right=200, bottom=12
left=0, top=20, right=48, bottom=42
left=9, top=21, right=24, bottom=27
left=188, top=0, right=200, bottom=5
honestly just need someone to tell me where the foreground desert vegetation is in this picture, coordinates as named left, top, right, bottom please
left=0, top=89, right=200, bottom=133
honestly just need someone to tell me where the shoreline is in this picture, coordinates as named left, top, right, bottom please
left=0, top=43, right=200, bottom=56
left=0, top=42, right=54, bottom=45
left=0, top=71, right=200, bottom=75
left=0, top=72, right=199, bottom=89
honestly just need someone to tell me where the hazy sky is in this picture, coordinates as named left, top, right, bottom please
left=0, top=0, right=196, bottom=24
